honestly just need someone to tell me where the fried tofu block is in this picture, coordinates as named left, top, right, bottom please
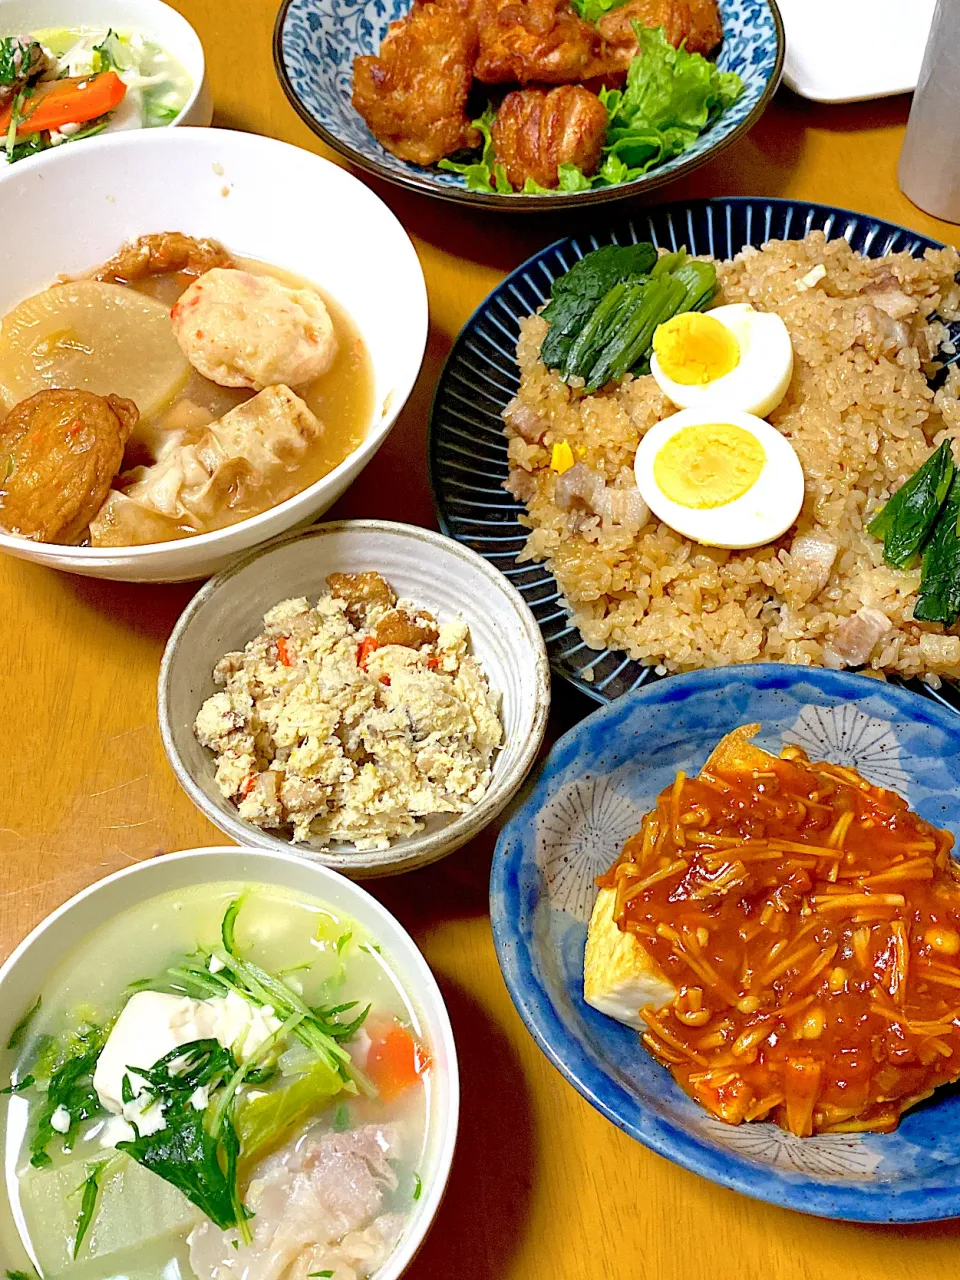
left=584, top=887, right=677, bottom=1029
left=584, top=725, right=773, bottom=1031
left=702, top=722, right=770, bottom=776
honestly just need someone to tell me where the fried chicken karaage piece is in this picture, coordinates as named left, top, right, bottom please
left=0, top=389, right=138, bottom=543
left=353, top=3, right=481, bottom=165
left=597, top=0, right=722, bottom=70
left=492, top=85, right=607, bottom=188
left=92, top=233, right=235, bottom=285
left=473, top=0, right=610, bottom=85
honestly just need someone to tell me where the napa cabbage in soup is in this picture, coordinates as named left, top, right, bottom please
left=1, top=882, right=431, bottom=1279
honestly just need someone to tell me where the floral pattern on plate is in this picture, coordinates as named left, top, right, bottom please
left=491, top=665, right=960, bottom=1221
left=274, top=0, right=783, bottom=205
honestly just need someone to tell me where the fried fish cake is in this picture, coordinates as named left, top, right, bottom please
left=92, top=232, right=235, bottom=285
left=491, top=85, right=608, bottom=188
left=352, top=3, right=481, bottom=165
left=0, top=389, right=138, bottom=543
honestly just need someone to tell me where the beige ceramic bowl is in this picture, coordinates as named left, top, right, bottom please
left=158, top=520, right=551, bottom=877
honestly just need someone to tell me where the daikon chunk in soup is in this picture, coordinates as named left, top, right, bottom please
left=0, top=233, right=375, bottom=547
left=2, top=883, right=431, bottom=1279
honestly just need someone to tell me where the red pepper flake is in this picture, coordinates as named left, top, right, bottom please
left=426, top=655, right=441, bottom=670
left=240, top=774, right=256, bottom=798
left=379, top=674, right=391, bottom=687
left=277, top=636, right=296, bottom=667
left=356, top=636, right=380, bottom=671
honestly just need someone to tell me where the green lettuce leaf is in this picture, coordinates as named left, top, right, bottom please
left=438, top=105, right=511, bottom=194
left=569, top=0, right=630, bottom=25
left=598, top=25, right=745, bottom=181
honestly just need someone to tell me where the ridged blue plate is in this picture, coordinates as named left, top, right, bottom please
left=429, top=196, right=960, bottom=711
left=273, top=0, right=784, bottom=209
left=491, top=665, right=960, bottom=1220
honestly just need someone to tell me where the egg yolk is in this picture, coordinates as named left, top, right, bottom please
left=653, top=424, right=765, bottom=509
left=652, top=313, right=741, bottom=386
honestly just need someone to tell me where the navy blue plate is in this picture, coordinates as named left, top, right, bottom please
left=429, top=196, right=960, bottom=710
left=492, top=665, right=960, bottom=1220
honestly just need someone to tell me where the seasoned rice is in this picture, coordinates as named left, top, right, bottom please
left=503, top=232, right=960, bottom=679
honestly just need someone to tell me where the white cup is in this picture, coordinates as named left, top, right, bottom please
left=898, top=0, right=960, bottom=223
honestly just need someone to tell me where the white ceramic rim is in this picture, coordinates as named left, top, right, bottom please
left=0, top=128, right=428, bottom=566
left=0, top=0, right=208, bottom=126
left=0, top=845, right=460, bottom=1279
left=157, top=519, right=552, bottom=876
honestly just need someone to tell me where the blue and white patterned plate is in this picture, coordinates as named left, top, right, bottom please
left=491, top=665, right=960, bottom=1220
left=273, top=0, right=784, bottom=209
left=429, top=196, right=960, bottom=711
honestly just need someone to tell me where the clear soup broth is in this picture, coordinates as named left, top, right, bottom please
left=1, top=882, right=430, bottom=1279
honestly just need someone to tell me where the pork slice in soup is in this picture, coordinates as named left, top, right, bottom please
left=1, top=883, right=430, bottom=1278
left=0, top=234, right=374, bottom=546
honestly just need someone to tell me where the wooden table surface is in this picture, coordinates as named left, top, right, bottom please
left=3, top=4, right=960, bottom=1278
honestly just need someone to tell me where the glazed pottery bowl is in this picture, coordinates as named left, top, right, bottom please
left=0, top=0, right=213, bottom=128
left=273, top=0, right=784, bottom=210
left=159, top=520, right=551, bottom=877
left=492, top=665, right=960, bottom=1221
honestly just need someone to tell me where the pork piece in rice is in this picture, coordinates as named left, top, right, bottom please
left=502, top=233, right=960, bottom=681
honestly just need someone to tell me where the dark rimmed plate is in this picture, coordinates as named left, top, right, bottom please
left=273, top=0, right=784, bottom=210
left=428, top=195, right=960, bottom=711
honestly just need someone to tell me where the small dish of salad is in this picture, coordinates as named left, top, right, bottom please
left=0, top=17, right=200, bottom=165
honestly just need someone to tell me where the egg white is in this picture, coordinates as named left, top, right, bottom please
left=633, top=407, right=805, bottom=549
left=650, top=304, right=794, bottom=418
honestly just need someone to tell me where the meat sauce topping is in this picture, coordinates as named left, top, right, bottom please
left=598, top=742, right=960, bottom=1135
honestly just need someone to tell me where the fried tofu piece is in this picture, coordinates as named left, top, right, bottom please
left=326, top=571, right=398, bottom=627
left=584, top=725, right=771, bottom=1031
left=352, top=4, right=481, bottom=165
left=597, top=0, right=723, bottom=73
left=584, top=887, right=677, bottom=1029
left=492, top=85, right=607, bottom=189
left=702, top=722, right=770, bottom=775
left=474, top=0, right=609, bottom=85
left=0, top=389, right=138, bottom=544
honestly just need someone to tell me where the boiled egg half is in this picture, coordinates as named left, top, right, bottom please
left=634, top=407, right=805, bottom=549
left=650, top=304, right=793, bottom=417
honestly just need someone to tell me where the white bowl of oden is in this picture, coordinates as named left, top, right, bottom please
left=158, top=520, right=552, bottom=876
left=0, top=846, right=458, bottom=1278
left=0, top=0, right=212, bottom=161
left=0, top=127, right=427, bottom=581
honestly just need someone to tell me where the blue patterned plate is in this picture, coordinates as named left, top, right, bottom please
left=491, top=665, right=960, bottom=1220
left=429, top=196, right=960, bottom=711
left=273, top=0, right=784, bottom=209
